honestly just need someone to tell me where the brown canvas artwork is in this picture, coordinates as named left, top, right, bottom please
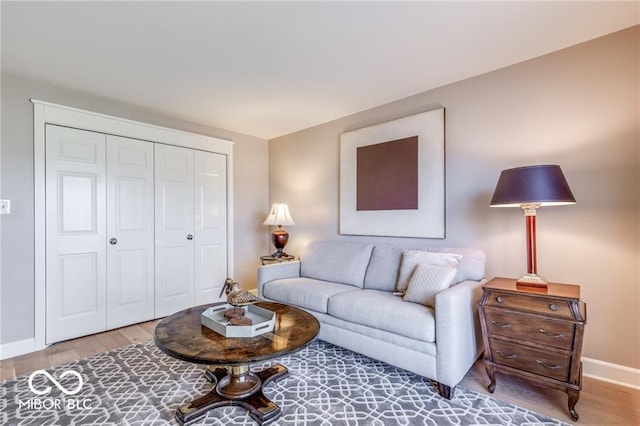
left=356, top=136, right=419, bottom=211
left=339, top=107, right=444, bottom=238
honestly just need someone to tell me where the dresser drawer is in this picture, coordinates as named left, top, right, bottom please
left=485, top=290, right=573, bottom=318
left=485, top=308, right=575, bottom=350
left=489, top=338, right=571, bottom=381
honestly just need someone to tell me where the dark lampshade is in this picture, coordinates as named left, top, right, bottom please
left=490, top=164, right=575, bottom=290
left=490, top=165, right=576, bottom=207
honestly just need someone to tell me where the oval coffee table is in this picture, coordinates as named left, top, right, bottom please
left=154, top=301, right=320, bottom=425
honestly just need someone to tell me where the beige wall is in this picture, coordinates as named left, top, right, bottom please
left=269, top=27, right=640, bottom=369
left=0, top=74, right=270, bottom=344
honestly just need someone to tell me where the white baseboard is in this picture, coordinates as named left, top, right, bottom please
left=582, top=357, right=640, bottom=390
left=0, top=338, right=35, bottom=360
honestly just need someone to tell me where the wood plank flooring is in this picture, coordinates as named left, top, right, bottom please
left=460, top=359, right=640, bottom=425
left=1, top=319, right=638, bottom=425
left=0, top=320, right=162, bottom=380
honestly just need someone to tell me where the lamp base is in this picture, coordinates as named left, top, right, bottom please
left=516, top=273, right=548, bottom=291
left=270, top=227, right=289, bottom=258
left=270, top=250, right=290, bottom=258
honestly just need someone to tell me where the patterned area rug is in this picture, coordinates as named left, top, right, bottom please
left=1, top=339, right=569, bottom=425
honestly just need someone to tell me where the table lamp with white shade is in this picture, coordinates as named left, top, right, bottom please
left=263, top=202, right=295, bottom=258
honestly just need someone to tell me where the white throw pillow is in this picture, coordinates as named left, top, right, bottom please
left=403, top=263, right=457, bottom=307
left=396, top=250, right=462, bottom=292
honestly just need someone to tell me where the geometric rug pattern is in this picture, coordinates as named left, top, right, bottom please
left=1, top=339, right=570, bottom=425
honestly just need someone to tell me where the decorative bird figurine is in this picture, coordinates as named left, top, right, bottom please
left=219, top=278, right=260, bottom=307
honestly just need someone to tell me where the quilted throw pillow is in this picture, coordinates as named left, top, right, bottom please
left=396, top=250, right=461, bottom=292
left=403, top=263, right=457, bottom=307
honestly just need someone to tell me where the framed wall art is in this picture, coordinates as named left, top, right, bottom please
left=339, top=108, right=445, bottom=238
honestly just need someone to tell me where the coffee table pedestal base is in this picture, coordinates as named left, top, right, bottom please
left=176, top=364, right=288, bottom=425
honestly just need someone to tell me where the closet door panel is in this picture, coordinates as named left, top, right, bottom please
left=45, top=125, right=107, bottom=344
left=194, top=151, right=227, bottom=302
left=155, top=144, right=195, bottom=317
left=106, top=136, right=155, bottom=328
left=59, top=253, right=100, bottom=316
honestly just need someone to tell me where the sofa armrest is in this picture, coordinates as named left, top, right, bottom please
left=434, top=279, right=485, bottom=387
left=257, top=261, right=301, bottom=298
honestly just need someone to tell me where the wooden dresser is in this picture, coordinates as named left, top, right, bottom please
left=478, top=277, right=586, bottom=421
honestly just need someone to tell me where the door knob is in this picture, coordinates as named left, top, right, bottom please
left=186, top=234, right=193, bottom=240
left=109, top=238, right=117, bottom=245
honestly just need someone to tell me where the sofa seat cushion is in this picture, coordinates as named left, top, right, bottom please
left=313, top=310, right=437, bottom=357
left=262, top=277, right=356, bottom=314
left=327, top=290, right=435, bottom=343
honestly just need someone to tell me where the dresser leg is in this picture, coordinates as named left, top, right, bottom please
left=567, top=389, right=580, bottom=421
left=485, top=363, right=496, bottom=393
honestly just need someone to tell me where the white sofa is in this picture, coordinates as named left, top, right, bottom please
left=257, top=240, right=486, bottom=399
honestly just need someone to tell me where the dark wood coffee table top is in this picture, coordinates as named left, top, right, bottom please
left=154, top=301, right=320, bottom=365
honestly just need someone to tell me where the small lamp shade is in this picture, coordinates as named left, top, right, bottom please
left=490, top=165, right=575, bottom=207
left=490, top=165, right=575, bottom=290
left=262, top=202, right=295, bottom=227
left=263, top=202, right=295, bottom=258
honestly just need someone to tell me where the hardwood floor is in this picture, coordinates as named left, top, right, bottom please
left=2, top=320, right=638, bottom=425
left=460, top=359, right=640, bottom=425
left=0, top=320, right=162, bottom=380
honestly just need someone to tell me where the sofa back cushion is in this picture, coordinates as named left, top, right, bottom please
left=396, top=250, right=461, bottom=292
left=300, top=241, right=374, bottom=288
left=363, top=245, right=486, bottom=291
left=426, top=247, right=486, bottom=283
left=363, top=245, right=405, bottom=291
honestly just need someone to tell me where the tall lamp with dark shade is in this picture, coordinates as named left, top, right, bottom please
left=490, top=165, right=576, bottom=290
left=263, top=202, right=295, bottom=258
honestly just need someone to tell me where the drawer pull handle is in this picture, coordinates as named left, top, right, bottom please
left=496, top=296, right=504, bottom=303
left=549, top=304, right=558, bottom=311
left=539, top=328, right=565, bottom=339
left=496, top=350, right=518, bottom=359
left=491, top=320, right=512, bottom=328
left=536, top=360, right=562, bottom=370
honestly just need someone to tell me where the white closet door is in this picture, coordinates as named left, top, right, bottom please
left=45, top=125, right=107, bottom=344
left=155, top=144, right=195, bottom=317
left=194, top=150, right=227, bottom=303
left=106, top=136, right=155, bottom=328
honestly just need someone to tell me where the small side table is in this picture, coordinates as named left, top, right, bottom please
left=478, top=277, right=586, bottom=421
left=260, top=255, right=295, bottom=265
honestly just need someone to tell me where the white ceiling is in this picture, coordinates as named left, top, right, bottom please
left=2, top=1, right=638, bottom=140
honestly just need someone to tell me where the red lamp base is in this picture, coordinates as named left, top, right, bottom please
left=270, top=227, right=290, bottom=258
left=517, top=206, right=548, bottom=293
